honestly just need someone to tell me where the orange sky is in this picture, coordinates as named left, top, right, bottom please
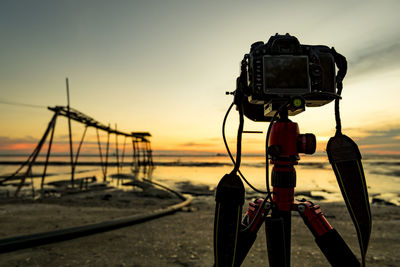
left=1, top=1, right=400, bottom=156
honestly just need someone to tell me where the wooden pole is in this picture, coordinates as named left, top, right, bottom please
left=139, top=140, right=144, bottom=167
left=133, top=139, right=139, bottom=169
left=115, top=124, right=120, bottom=170
left=120, top=136, right=127, bottom=171
left=41, top=112, right=58, bottom=195
left=133, top=139, right=136, bottom=167
left=146, top=141, right=153, bottom=166
left=66, top=78, right=75, bottom=188
left=96, top=128, right=106, bottom=180
left=104, top=124, right=110, bottom=181
left=115, top=124, right=120, bottom=184
left=15, top=113, right=58, bottom=196
left=73, top=126, right=87, bottom=168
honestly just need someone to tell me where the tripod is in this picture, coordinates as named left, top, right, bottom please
left=214, top=107, right=361, bottom=267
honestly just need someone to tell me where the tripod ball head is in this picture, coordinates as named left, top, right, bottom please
left=298, top=133, right=316, bottom=155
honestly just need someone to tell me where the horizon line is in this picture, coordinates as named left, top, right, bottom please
left=0, top=151, right=399, bottom=157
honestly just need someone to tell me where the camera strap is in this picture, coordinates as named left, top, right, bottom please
left=327, top=48, right=371, bottom=267
left=214, top=104, right=246, bottom=266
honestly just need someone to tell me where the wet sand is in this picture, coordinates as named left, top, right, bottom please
left=0, top=187, right=399, bottom=267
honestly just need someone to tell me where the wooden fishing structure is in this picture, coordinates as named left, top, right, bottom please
left=1, top=105, right=153, bottom=197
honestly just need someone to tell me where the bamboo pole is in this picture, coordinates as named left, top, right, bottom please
left=104, top=124, right=110, bottom=182
left=133, top=139, right=139, bottom=169
left=132, top=138, right=136, bottom=168
left=15, top=113, right=58, bottom=196
left=146, top=141, right=154, bottom=166
left=96, top=128, right=106, bottom=180
left=40, top=112, right=58, bottom=195
left=135, top=139, right=141, bottom=170
left=115, top=124, right=120, bottom=185
left=66, top=78, right=75, bottom=188
left=138, top=140, right=144, bottom=167
left=73, top=125, right=88, bottom=172
left=115, top=124, right=120, bottom=172
left=120, top=136, right=127, bottom=171
left=147, top=141, right=151, bottom=166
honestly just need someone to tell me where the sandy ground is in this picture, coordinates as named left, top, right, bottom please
left=0, top=186, right=399, bottom=267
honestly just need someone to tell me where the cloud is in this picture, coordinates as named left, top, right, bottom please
left=0, top=136, right=37, bottom=144
left=179, top=142, right=215, bottom=147
left=350, top=125, right=400, bottom=154
left=0, top=135, right=114, bottom=155
left=348, top=40, right=400, bottom=79
left=0, top=136, right=38, bottom=153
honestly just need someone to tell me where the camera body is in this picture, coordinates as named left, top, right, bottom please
left=240, top=34, right=339, bottom=121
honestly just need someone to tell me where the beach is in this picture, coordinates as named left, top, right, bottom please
left=0, top=185, right=399, bottom=267
left=1, top=154, right=399, bottom=266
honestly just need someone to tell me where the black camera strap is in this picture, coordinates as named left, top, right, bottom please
left=214, top=71, right=248, bottom=266
left=331, top=47, right=347, bottom=133
left=327, top=48, right=371, bottom=267
left=214, top=101, right=246, bottom=267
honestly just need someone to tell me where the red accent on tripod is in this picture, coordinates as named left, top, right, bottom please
left=243, top=199, right=269, bottom=233
left=294, top=201, right=333, bottom=237
left=272, top=188, right=294, bottom=211
left=269, top=120, right=299, bottom=212
left=269, top=121, right=300, bottom=159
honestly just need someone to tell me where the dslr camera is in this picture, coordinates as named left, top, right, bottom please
left=236, top=33, right=344, bottom=121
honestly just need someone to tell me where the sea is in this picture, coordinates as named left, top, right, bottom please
left=0, top=153, right=399, bottom=205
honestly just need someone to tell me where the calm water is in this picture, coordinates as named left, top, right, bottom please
left=0, top=154, right=399, bottom=204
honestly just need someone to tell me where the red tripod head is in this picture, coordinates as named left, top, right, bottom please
left=268, top=110, right=316, bottom=211
left=269, top=117, right=316, bottom=166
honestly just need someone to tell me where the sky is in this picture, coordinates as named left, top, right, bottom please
left=1, top=0, right=400, bottom=156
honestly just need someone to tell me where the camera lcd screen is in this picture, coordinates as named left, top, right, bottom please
left=263, top=55, right=310, bottom=94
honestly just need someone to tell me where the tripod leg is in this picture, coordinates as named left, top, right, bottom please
left=296, top=201, right=360, bottom=266
left=265, top=210, right=291, bottom=267
left=265, top=216, right=288, bottom=267
left=315, top=229, right=359, bottom=266
left=234, top=199, right=271, bottom=266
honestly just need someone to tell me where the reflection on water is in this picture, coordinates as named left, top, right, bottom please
left=0, top=154, right=399, bottom=203
left=0, top=157, right=155, bottom=198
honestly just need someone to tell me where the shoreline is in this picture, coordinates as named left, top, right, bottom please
left=0, top=184, right=399, bottom=266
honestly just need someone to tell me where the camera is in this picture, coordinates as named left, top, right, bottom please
left=237, top=33, right=343, bottom=121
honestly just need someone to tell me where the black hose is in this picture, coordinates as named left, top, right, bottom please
left=0, top=180, right=192, bottom=253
